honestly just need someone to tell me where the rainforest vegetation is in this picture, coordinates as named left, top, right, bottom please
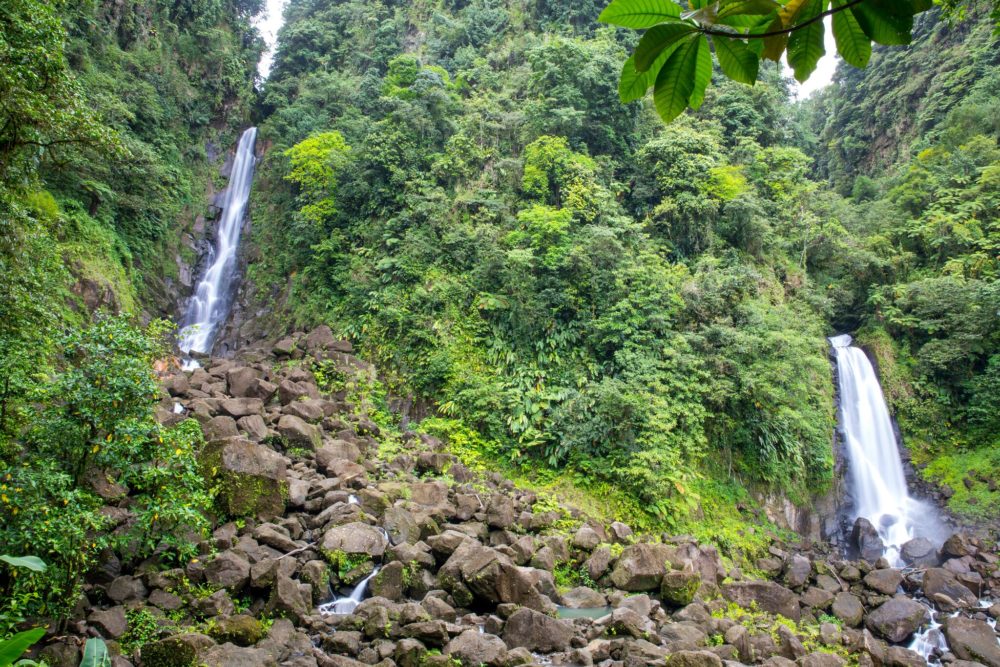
left=1, top=0, right=999, bottom=636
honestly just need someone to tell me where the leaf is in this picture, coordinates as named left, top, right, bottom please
left=80, top=638, right=111, bottom=667
left=598, top=0, right=682, bottom=28
left=713, top=35, right=760, bottom=84
left=652, top=34, right=700, bottom=123
left=786, top=0, right=826, bottom=82
left=619, top=49, right=672, bottom=102
left=759, top=15, right=788, bottom=61
left=852, top=0, right=913, bottom=45
left=0, top=628, right=46, bottom=665
left=688, top=35, right=713, bottom=109
left=832, top=0, right=871, bottom=68
left=717, top=0, right=780, bottom=20
left=0, top=555, right=47, bottom=572
left=634, top=22, right=699, bottom=72
left=777, top=0, right=810, bottom=26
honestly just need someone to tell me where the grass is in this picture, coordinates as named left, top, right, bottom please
left=922, top=442, right=1000, bottom=522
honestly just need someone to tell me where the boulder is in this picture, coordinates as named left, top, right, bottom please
left=266, top=574, right=312, bottom=623
left=276, top=415, right=321, bottom=449
left=663, top=650, right=723, bottom=667
left=922, top=567, right=979, bottom=610
left=219, top=398, right=264, bottom=418
left=199, top=438, right=287, bottom=519
left=208, top=615, right=266, bottom=647
left=226, top=367, right=261, bottom=398
left=140, top=634, right=214, bottom=667
left=863, top=568, right=902, bottom=595
left=831, top=592, right=864, bottom=627
left=237, top=415, right=269, bottom=441
left=900, top=537, right=939, bottom=568
left=320, top=522, right=387, bottom=560
left=661, top=564, right=702, bottom=607
left=943, top=616, right=1000, bottom=666
left=865, top=597, right=929, bottom=643
left=204, top=551, right=251, bottom=590
left=610, top=543, right=676, bottom=591
left=444, top=630, right=509, bottom=667
left=783, top=555, right=812, bottom=590
left=199, top=643, right=278, bottom=667
left=502, top=608, right=574, bottom=653
left=798, top=654, right=846, bottom=667
left=383, top=506, right=421, bottom=545
left=439, top=540, right=553, bottom=612
left=560, top=586, right=607, bottom=609
left=852, top=518, right=884, bottom=562
left=722, top=580, right=801, bottom=621
left=370, top=561, right=405, bottom=601
left=486, top=494, right=515, bottom=529
left=942, top=533, right=975, bottom=558
left=88, top=606, right=127, bottom=639
left=203, top=415, right=240, bottom=440
left=317, top=439, right=362, bottom=464
left=107, top=575, right=147, bottom=603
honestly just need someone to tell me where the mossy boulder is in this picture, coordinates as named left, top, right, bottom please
left=660, top=565, right=701, bottom=607
left=140, top=633, right=214, bottom=667
left=208, top=615, right=266, bottom=646
left=199, top=437, right=287, bottom=519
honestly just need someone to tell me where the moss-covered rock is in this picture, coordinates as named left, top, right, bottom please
left=199, top=437, right=287, bottom=519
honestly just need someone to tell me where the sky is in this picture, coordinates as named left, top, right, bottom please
left=793, top=16, right=840, bottom=98
left=255, top=0, right=289, bottom=78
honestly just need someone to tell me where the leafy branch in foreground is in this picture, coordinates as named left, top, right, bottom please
left=602, top=0, right=935, bottom=122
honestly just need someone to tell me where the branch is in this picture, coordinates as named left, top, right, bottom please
left=700, top=0, right=868, bottom=39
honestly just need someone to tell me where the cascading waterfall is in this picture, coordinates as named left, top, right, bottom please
left=178, top=127, right=258, bottom=363
left=830, top=333, right=927, bottom=562
left=318, top=567, right=381, bottom=616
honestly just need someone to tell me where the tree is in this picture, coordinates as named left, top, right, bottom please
left=599, top=0, right=975, bottom=123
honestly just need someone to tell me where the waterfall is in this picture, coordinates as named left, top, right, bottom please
left=179, top=127, right=257, bottom=360
left=318, top=567, right=380, bottom=615
left=830, top=334, right=929, bottom=562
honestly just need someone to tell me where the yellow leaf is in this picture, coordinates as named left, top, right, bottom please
left=778, top=0, right=810, bottom=26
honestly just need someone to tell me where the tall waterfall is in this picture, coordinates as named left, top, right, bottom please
left=179, top=127, right=257, bottom=358
left=830, top=334, right=924, bottom=560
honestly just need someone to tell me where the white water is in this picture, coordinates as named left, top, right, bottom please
left=830, top=334, right=925, bottom=562
left=178, top=128, right=258, bottom=361
left=318, top=567, right=380, bottom=615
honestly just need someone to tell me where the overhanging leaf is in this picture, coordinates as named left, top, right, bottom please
left=852, top=0, right=913, bottom=45
left=81, top=637, right=111, bottom=667
left=619, top=50, right=672, bottom=102
left=777, top=0, right=811, bottom=26
left=713, top=34, right=760, bottom=84
left=0, top=555, right=47, bottom=572
left=832, top=0, right=871, bottom=67
left=0, top=628, right=46, bottom=665
left=599, top=0, right=682, bottom=28
left=688, top=35, right=713, bottom=109
left=653, top=34, right=700, bottom=122
left=758, top=14, right=788, bottom=61
left=786, top=0, right=826, bottom=82
left=718, top=0, right=780, bottom=20
left=634, top=21, right=699, bottom=72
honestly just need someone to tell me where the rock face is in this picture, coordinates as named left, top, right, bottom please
left=199, top=437, right=287, bottom=518
left=723, top=580, right=801, bottom=621
left=865, top=597, right=929, bottom=643
left=943, top=616, right=1000, bottom=667
left=852, top=518, right=885, bottom=562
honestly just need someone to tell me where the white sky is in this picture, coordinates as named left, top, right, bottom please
left=793, top=16, right=839, bottom=98
left=254, top=0, right=289, bottom=79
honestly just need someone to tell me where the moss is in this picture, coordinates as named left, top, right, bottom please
left=322, top=549, right=372, bottom=582
left=922, top=444, right=1000, bottom=521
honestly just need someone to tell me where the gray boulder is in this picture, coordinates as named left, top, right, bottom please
left=445, top=629, right=508, bottom=666
left=502, top=608, right=574, bottom=653
left=922, top=567, right=979, bottom=610
left=276, top=414, right=321, bottom=449
left=610, top=543, right=676, bottom=591
left=900, top=537, right=939, bottom=567
left=722, top=580, right=801, bottom=621
left=865, top=597, right=929, bottom=643
left=943, top=616, right=1000, bottom=666
left=852, top=518, right=884, bottom=562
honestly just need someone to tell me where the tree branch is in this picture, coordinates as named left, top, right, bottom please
left=699, top=0, right=868, bottom=40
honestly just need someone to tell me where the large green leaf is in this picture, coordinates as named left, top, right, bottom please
left=717, top=0, right=780, bottom=20
left=786, top=0, right=826, bottom=82
left=758, top=14, right=788, bottom=61
left=619, top=49, right=673, bottom=102
left=599, top=0, right=682, bottom=28
left=80, top=638, right=110, bottom=667
left=852, top=0, right=913, bottom=45
left=688, top=35, right=713, bottom=109
left=832, top=0, right=871, bottom=68
left=0, top=555, right=47, bottom=572
left=634, top=21, right=699, bottom=72
left=713, top=35, right=760, bottom=84
left=653, top=34, right=700, bottom=122
left=0, top=628, right=46, bottom=666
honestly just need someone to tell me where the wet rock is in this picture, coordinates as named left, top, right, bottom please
left=942, top=616, right=1000, bottom=666
left=610, top=543, right=675, bottom=591
left=831, top=593, right=864, bottom=627
left=852, top=518, right=884, bottom=562
left=942, top=533, right=975, bottom=558
left=722, top=580, right=801, bottom=621
left=900, top=537, right=938, bottom=568
left=865, top=597, right=929, bottom=643
left=501, top=608, right=574, bottom=653
left=863, top=569, right=902, bottom=595
left=199, top=437, right=287, bottom=519
left=923, top=568, right=979, bottom=610
left=199, top=643, right=278, bottom=666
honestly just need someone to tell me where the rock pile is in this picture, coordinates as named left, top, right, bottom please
left=40, top=327, right=1000, bottom=667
